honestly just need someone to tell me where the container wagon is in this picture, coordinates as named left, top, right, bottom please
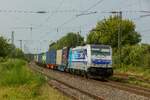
left=38, top=53, right=43, bottom=64
left=56, top=49, right=63, bottom=71
left=46, top=49, right=57, bottom=69
left=41, top=53, right=46, bottom=67
left=34, top=54, right=38, bottom=62
left=56, top=47, right=69, bottom=72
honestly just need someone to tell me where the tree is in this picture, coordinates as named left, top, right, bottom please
left=0, top=36, right=10, bottom=57
left=113, top=44, right=150, bottom=67
left=87, top=16, right=141, bottom=47
left=49, top=32, right=84, bottom=50
left=0, top=36, right=25, bottom=59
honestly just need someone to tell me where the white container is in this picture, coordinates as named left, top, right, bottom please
left=56, top=49, right=62, bottom=65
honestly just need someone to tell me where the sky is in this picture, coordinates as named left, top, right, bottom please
left=0, top=0, right=150, bottom=53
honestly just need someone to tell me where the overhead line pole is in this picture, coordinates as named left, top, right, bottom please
left=11, top=31, right=14, bottom=45
left=19, top=40, right=23, bottom=50
left=106, top=11, right=122, bottom=67
left=30, top=26, right=33, bottom=41
left=118, top=11, right=122, bottom=68
left=114, top=11, right=122, bottom=68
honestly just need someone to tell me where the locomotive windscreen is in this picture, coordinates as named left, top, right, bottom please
left=91, top=45, right=112, bottom=65
left=91, top=48, right=110, bottom=56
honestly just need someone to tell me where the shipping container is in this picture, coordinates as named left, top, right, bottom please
left=56, top=49, right=62, bottom=65
left=62, top=47, right=69, bottom=66
left=33, top=54, right=37, bottom=62
left=56, top=47, right=69, bottom=71
left=46, top=49, right=57, bottom=69
left=42, top=53, right=46, bottom=64
left=38, top=53, right=43, bottom=63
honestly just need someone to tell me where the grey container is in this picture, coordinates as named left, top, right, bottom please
left=38, top=53, right=43, bottom=63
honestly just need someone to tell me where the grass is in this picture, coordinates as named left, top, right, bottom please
left=114, top=65, right=150, bottom=80
left=111, top=65, right=150, bottom=88
left=0, top=59, right=45, bottom=86
left=0, top=59, right=70, bottom=100
left=0, top=84, right=70, bottom=100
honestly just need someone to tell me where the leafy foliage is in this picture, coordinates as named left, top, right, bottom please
left=87, top=16, right=141, bottom=47
left=0, top=37, right=10, bottom=57
left=113, top=44, right=150, bottom=67
left=0, top=59, right=69, bottom=100
left=9, top=48, right=25, bottom=59
left=49, top=32, right=84, bottom=50
left=0, top=59, right=45, bottom=86
left=0, top=36, right=25, bottom=59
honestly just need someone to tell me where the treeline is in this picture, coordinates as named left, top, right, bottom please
left=49, top=32, right=84, bottom=50
left=0, top=36, right=25, bottom=61
left=49, top=16, right=150, bottom=68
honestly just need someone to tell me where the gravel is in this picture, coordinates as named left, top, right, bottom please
left=31, top=64, right=150, bottom=100
left=49, top=80, right=95, bottom=100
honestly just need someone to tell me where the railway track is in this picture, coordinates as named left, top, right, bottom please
left=29, top=63, right=150, bottom=100
left=113, top=73, right=150, bottom=83
left=29, top=63, right=104, bottom=100
left=76, top=76, right=150, bottom=98
left=94, top=80, right=150, bottom=98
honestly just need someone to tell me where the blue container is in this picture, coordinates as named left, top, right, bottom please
left=46, top=49, right=56, bottom=64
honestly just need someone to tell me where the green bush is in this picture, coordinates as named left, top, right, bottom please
left=113, top=44, right=150, bottom=68
left=0, top=59, right=45, bottom=86
left=0, top=36, right=26, bottom=60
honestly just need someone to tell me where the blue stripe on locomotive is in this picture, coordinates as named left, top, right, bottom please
left=92, top=59, right=112, bottom=64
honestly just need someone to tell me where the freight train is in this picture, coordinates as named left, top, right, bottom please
left=34, top=44, right=113, bottom=78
